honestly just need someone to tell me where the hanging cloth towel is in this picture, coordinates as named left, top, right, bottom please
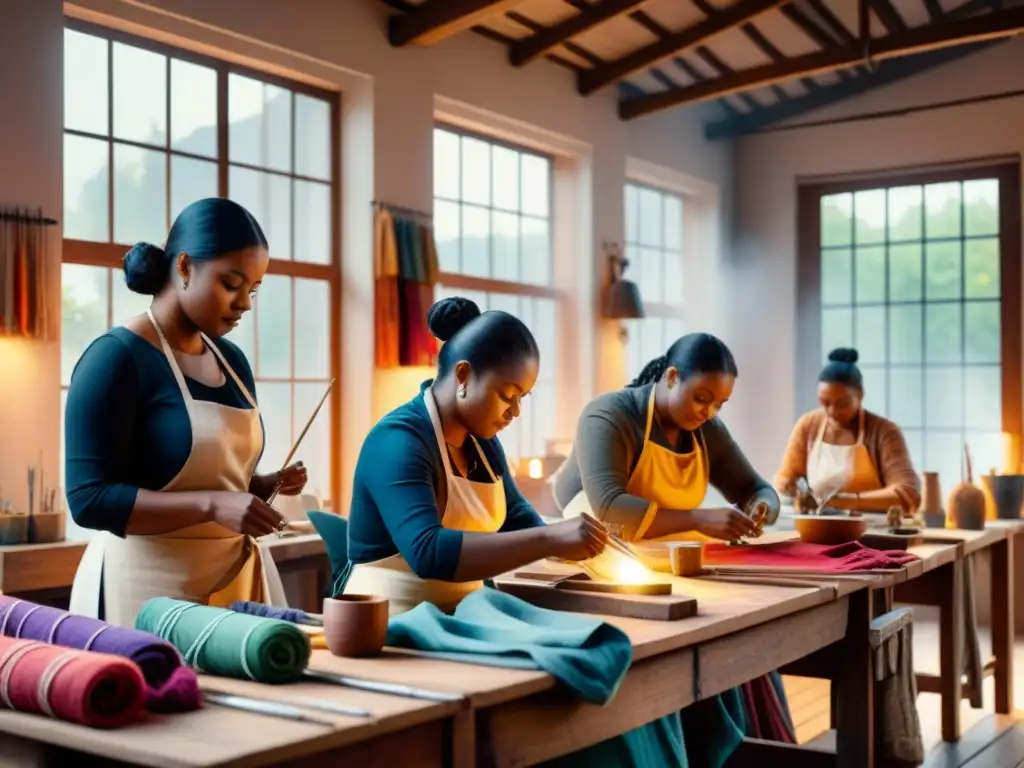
left=874, top=621, right=924, bottom=764
left=0, top=595, right=199, bottom=712
left=387, top=587, right=631, bottom=704
left=0, top=636, right=147, bottom=729
left=740, top=673, right=797, bottom=743
left=961, top=555, right=984, bottom=708
left=374, top=208, right=401, bottom=368
left=703, top=540, right=919, bottom=572
left=135, top=598, right=311, bottom=684
left=14, top=220, right=29, bottom=335
left=679, top=687, right=747, bottom=768
left=421, top=222, right=440, bottom=284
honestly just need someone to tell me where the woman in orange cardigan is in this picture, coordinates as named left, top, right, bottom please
left=775, top=348, right=921, bottom=514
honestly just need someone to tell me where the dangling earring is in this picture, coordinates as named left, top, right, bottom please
left=182, top=277, right=189, bottom=290
left=458, top=385, right=467, bottom=399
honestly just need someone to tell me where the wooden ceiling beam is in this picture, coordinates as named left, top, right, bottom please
left=509, top=0, right=650, bottom=67
left=576, top=0, right=790, bottom=95
left=619, top=6, right=1024, bottom=119
left=388, top=0, right=522, bottom=47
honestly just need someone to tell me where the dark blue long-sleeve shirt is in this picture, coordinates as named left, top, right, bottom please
left=347, top=382, right=544, bottom=581
left=64, top=327, right=262, bottom=537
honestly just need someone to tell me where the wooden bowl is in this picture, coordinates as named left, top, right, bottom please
left=792, top=514, right=868, bottom=545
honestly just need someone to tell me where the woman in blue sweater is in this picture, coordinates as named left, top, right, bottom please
left=344, top=296, right=607, bottom=614
left=66, top=198, right=306, bottom=626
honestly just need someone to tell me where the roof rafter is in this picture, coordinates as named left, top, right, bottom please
left=576, top=0, right=791, bottom=95
left=509, top=0, right=650, bottom=67
left=388, top=0, right=522, bottom=47
left=619, top=5, right=1024, bottom=119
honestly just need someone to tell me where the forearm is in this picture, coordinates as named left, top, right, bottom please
left=831, top=488, right=904, bottom=512
left=639, top=508, right=699, bottom=540
left=124, top=489, right=213, bottom=535
left=451, top=527, right=556, bottom=582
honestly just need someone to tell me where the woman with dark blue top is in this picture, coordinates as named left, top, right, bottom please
left=66, top=198, right=306, bottom=627
left=344, top=296, right=608, bottom=614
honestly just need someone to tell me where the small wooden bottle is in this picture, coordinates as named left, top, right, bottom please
left=920, top=471, right=945, bottom=528
left=947, top=444, right=986, bottom=531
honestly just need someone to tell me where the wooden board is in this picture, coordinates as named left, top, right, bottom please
left=494, top=577, right=697, bottom=621
left=512, top=570, right=671, bottom=595
left=860, top=529, right=926, bottom=551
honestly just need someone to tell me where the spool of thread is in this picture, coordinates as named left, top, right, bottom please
left=669, top=542, right=704, bottom=577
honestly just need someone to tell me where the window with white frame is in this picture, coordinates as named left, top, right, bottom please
left=61, top=24, right=340, bottom=510
left=623, top=183, right=686, bottom=379
left=432, top=126, right=560, bottom=461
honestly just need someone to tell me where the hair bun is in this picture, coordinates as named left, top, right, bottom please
left=427, top=297, right=481, bottom=342
left=123, top=243, right=169, bottom=296
left=827, top=347, right=859, bottom=364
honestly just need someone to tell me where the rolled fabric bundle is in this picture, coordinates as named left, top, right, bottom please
left=0, top=636, right=146, bottom=728
left=228, top=600, right=318, bottom=626
left=136, top=598, right=311, bottom=684
left=0, top=596, right=200, bottom=712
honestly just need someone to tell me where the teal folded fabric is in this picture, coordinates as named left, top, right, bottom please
left=307, top=511, right=348, bottom=597
left=680, top=688, right=747, bottom=768
left=540, top=713, right=688, bottom=768
left=386, top=587, right=632, bottom=705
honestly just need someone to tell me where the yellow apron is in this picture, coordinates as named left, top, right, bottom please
left=562, top=387, right=713, bottom=569
left=806, top=409, right=883, bottom=499
left=69, top=310, right=288, bottom=627
left=344, top=387, right=507, bottom=616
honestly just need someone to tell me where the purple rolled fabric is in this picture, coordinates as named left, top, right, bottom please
left=0, top=596, right=201, bottom=712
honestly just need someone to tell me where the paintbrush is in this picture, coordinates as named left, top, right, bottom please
left=267, top=378, right=335, bottom=513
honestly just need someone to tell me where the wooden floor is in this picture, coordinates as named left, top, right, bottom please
left=783, top=612, right=1024, bottom=767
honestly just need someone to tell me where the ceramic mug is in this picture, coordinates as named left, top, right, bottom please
left=322, top=594, right=389, bottom=658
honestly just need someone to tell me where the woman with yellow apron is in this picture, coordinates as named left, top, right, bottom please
left=553, top=333, right=795, bottom=767
left=775, top=348, right=921, bottom=515
left=66, top=199, right=301, bottom=627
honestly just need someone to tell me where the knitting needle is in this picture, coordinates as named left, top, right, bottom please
left=267, top=378, right=335, bottom=510
left=202, top=688, right=371, bottom=719
left=202, top=691, right=336, bottom=726
left=302, top=669, right=466, bottom=704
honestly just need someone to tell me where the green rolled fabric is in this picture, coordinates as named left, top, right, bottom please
left=135, top=598, right=311, bottom=684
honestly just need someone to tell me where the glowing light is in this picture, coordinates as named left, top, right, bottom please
left=527, top=458, right=543, bottom=479
left=581, top=547, right=652, bottom=585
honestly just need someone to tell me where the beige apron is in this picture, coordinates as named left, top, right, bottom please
left=69, top=310, right=287, bottom=627
left=562, top=388, right=713, bottom=575
left=344, top=388, right=507, bottom=616
left=806, top=409, right=883, bottom=499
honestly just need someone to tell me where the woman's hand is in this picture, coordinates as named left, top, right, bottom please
left=208, top=491, right=285, bottom=537
left=689, top=507, right=758, bottom=541
left=251, top=462, right=308, bottom=500
left=543, top=515, right=609, bottom=561
left=794, top=480, right=817, bottom=514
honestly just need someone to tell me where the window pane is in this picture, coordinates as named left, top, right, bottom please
left=821, top=308, right=852, bottom=362
left=638, top=247, right=664, bottom=304
left=294, top=382, right=333, bottom=499
left=533, top=297, right=557, bottom=373
left=528, top=380, right=557, bottom=458
left=229, top=166, right=291, bottom=259
left=963, top=179, right=999, bottom=237
left=888, top=186, right=922, bottom=242
left=924, top=182, right=961, bottom=239
left=231, top=309, right=256, bottom=365
left=860, top=365, right=887, bottom=417
left=294, top=94, right=331, bottom=181
left=964, top=366, right=1001, bottom=432
left=294, top=279, right=330, bottom=379
left=170, top=156, right=217, bottom=223
left=492, top=211, right=519, bottom=282
left=925, top=241, right=961, bottom=300
left=434, top=200, right=459, bottom=272
left=113, top=144, right=167, bottom=245
left=664, top=195, right=683, bottom=251
left=460, top=204, right=490, bottom=277
left=294, top=180, right=331, bottom=264
left=924, top=303, right=961, bottom=364
left=64, top=134, right=109, bottom=242
left=854, top=307, right=885, bottom=365
left=854, top=246, right=885, bottom=304
left=926, top=430, right=963, bottom=497
left=111, top=273, right=153, bottom=326
left=854, top=189, right=885, bottom=245
left=492, top=146, right=520, bottom=212
left=256, top=382, right=292, bottom=475
left=434, top=129, right=460, bottom=200
left=64, top=30, right=108, bottom=135
left=964, top=238, right=999, bottom=299
left=170, top=59, right=217, bottom=158
left=520, top=216, right=550, bottom=286
left=625, top=185, right=639, bottom=244
left=889, top=367, right=923, bottom=428
left=821, top=248, right=851, bottom=305
left=255, top=275, right=292, bottom=378
left=61, top=265, right=109, bottom=386
left=889, top=303, right=923, bottom=364
left=229, top=74, right=292, bottom=172
left=820, top=193, right=852, bottom=247
left=902, top=429, right=924, bottom=475
left=965, top=301, right=1000, bottom=364
left=638, top=188, right=662, bottom=247
left=664, top=249, right=684, bottom=305
left=888, top=243, right=922, bottom=301
left=520, top=154, right=549, bottom=217
left=460, top=137, right=490, bottom=206
left=113, top=43, right=166, bottom=146
left=967, top=431, right=1003, bottom=479
left=925, top=366, right=963, bottom=429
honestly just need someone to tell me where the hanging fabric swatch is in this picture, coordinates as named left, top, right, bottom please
left=373, top=206, right=440, bottom=368
left=0, top=210, right=53, bottom=340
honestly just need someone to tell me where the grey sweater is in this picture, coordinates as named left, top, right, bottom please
left=552, top=384, right=777, bottom=540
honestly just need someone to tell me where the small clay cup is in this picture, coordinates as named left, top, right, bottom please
left=669, top=542, right=704, bottom=577
left=322, top=595, right=389, bottom=658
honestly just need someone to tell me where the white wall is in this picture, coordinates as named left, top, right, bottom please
left=729, top=39, right=1024, bottom=479
left=0, top=0, right=734, bottom=515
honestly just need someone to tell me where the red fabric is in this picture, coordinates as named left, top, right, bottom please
left=703, top=541, right=919, bottom=572
left=747, top=675, right=797, bottom=743
left=0, top=637, right=146, bottom=728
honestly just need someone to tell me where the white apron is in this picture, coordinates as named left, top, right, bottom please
left=806, top=409, right=883, bottom=500
left=344, top=388, right=507, bottom=616
left=69, top=310, right=288, bottom=627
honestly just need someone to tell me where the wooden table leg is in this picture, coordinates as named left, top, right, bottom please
left=836, top=588, right=874, bottom=768
left=990, top=536, right=1014, bottom=715
left=938, top=558, right=964, bottom=742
